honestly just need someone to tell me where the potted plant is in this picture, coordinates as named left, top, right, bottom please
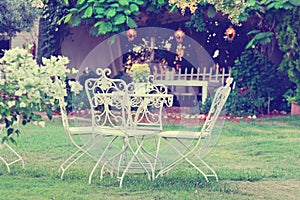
left=128, top=63, right=151, bottom=94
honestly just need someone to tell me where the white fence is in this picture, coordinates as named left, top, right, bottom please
left=153, top=65, right=231, bottom=104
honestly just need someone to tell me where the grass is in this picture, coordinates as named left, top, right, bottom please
left=0, top=116, right=300, bottom=199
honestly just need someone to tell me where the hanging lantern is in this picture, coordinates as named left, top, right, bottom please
left=174, top=28, right=185, bottom=43
left=126, top=28, right=137, bottom=41
left=225, top=26, right=236, bottom=42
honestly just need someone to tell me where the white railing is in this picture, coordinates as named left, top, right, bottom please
left=153, top=65, right=231, bottom=103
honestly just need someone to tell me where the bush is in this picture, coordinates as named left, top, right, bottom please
left=0, top=48, right=81, bottom=141
left=226, top=49, right=292, bottom=116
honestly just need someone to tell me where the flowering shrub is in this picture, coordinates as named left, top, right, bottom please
left=0, top=48, right=82, bottom=143
left=128, top=63, right=150, bottom=83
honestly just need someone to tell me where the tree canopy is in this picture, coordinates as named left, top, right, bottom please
left=0, top=0, right=39, bottom=37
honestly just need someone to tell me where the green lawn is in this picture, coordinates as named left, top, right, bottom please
left=0, top=116, right=299, bottom=199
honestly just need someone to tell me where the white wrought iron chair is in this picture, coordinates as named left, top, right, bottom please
left=59, top=69, right=128, bottom=179
left=155, top=77, right=233, bottom=181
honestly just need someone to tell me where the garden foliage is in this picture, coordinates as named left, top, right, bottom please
left=226, top=49, right=291, bottom=116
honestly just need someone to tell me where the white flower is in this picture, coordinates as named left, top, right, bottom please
left=20, top=102, right=26, bottom=108
left=6, top=116, right=12, bottom=122
left=71, top=68, right=78, bottom=74
left=7, top=101, right=16, bottom=108
left=212, top=49, right=219, bottom=58
left=164, top=42, right=172, bottom=51
left=0, top=78, right=5, bottom=85
left=69, top=81, right=83, bottom=95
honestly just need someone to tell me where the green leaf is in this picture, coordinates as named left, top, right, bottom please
left=169, top=4, right=177, bottom=12
left=119, top=0, right=129, bottom=6
left=82, top=6, right=93, bottom=18
left=97, top=21, right=113, bottom=35
left=124, top=10, right=132, bottom=15
left=129, top=4, right=139, bottom=12
left=158, top=0, right=165, bottom=5
left=106, top=8, right=116, bottom=18
left=94, top=21, right=104, bottom=27
left=77, top=0, right=85, bottom=5
left=290, top=0, right=300, bottom=6
left=69, top=8, right=78, bottom=13
left=126, top=17, right=137, bottom=28
left=63, top=0, right=69, bottom=6
left=64, top=13, right=73, bottom=23
left=110, top=3, right=119, bottom=8
left=95, top=8, right=105, bottom=14
left=95, top=15, right=104, bottom=18
left=247, top=30, right=260, bottom=35
left=134, top=0, right=144, bottom=5
left=113, top=14, right=126, bottom=25
left=246, top=32, right=274, bottom=49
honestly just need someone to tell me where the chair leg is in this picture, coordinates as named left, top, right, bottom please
left=100, top=138, right=128, bottom=180
left=134, top=136, right=161, bottom=181
left=118, top=136, right=151, bottom=188
left=88, top=136, right=118, bottom=184
left=0, top=143, right=24, bottom=172
left=60, top=136, right=98, bottom=179
left=156, top=137, right=218, bottom=181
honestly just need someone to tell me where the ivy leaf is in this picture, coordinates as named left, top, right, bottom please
left=129, top=4, right=139, bottom=12
left=119, top=0, right=129, bottom=6
left=106, top=8, right=116, bottom=18
left=77, top=0, right=85, bottom=5
left=126, top=17, right=137, bottom=28
left=135, top=0, right=144, bottom=5
left=82, top=6, right=93, bottom=18
left=110, top=3, right=119, bottom=8
left=246, top=32, right=274, bottom=49
left=124, top=9, right=132, bottom=15
left=95, top=8, right=105, bottom=14
left=96, top=21, right=113, bottom=35
left=113, top=14, right=126, bottom=25
left=64, top=13, right=73, bottom=23
left=63, top=0, right=69, bottom=6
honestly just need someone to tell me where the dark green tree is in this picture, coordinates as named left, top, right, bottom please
left=0, top=0, right=38, bottom=37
